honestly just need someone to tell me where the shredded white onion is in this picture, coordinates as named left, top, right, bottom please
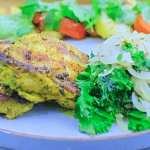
left=91, top=32, right=150, bottom=119
left=137, top=80, right=150, bottom=102
left=115, top=114, right=128, bottom=132
left=98, top=32, right=150, bottom=67
left=128, top=68, right=150, bottom=80
left=141, top=100, right=150, bottom=117
left=132, top=92, right=146, bottom=112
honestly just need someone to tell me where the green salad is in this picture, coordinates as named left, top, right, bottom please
left=1, top=0, right=150, bottom=40
left=75, top=31, right=150, bottom=136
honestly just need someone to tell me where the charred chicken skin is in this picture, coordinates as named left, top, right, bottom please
left=0, top=33, right=89, bottom=110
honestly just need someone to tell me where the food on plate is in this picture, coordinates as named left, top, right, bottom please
left=1, top=0, right=150, bottom=41
left=134, top=14, right=150, bottom=34
left=20, top=0, right=97, bottom=40
left=75, top=32, right=150, bottom=135
left=0, top=13, right=34, bottom=41
left=0, top=33, right=89, bottom=111
left=95, top=11, right=131, bottom=39
left=1, top=0, right=150, bottom=137
left=58, top=18, right=86, bottom=40
left=133, top=1, right=150, bottom=34
left=0, top=87, right=34, bottom=120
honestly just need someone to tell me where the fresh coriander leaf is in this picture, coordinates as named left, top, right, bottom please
left=21, top=0, right=61, bottom=22
left=43, top=11, right=55, bottom=24
left=85, top=9, right=101, bottom=31
left=53, top=20, right=61, bottom=30
left=122, top=42, right=134, bottom=53
left=16, top=25, right=32, bottom=37
left=117, top=54, right=123, bottom=61
left=105, top=2, right=124, bottom=20
left=92, top=0, right=135, bottom=26
left=0, top=13, right=33, bottom=41
left=44, top=10, right=61, bottom=31
left=147, top=0, right=150, bottom=6
left=131, top=51, right=147, bottom=72
left=60, top=4, right=79, bottom=22
left=90, top=51, right=95, bottom=58
left=20, top=4, right=39, bottom=21
left=117, top=7, right=137, bottom=26
left=97, top=0, right=111, bottom=8
left=38, top=2, right=61, bottom=12
left=92, top=0, right=99, bottom=12
left=133, top=5, right=141, bottom=14
left=61, top=0, right=97, bottom=30
left=133, top=1, right=150, bottom=24
left=131, top=51, right=150, bottom=72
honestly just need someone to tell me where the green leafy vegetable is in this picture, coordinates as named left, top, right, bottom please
left=147, top=0, right=150, bottom=6
left=91, top=0, right=139, bottom=26
left=20, top=0, right=40, bottom=21
left=128, top=110, right=150, bottom=132
left=43, top=11, right=61, bottom=31
left=90, top=52, right=95, bottom=58
left=117, top=7, right=137, bottom=26
left=122, top=42, right=134, bottom=53
left=60, top=0, right=97, bottom=30
left=122, top=42, right=150, bottom=72
left=16, top=25, right=32, bottom=38
left=0, top=14, right=33, bottom=41
left=131, top=51, right=150, bottom=72
left=21, top=0, right=62, bottom=30
left=75, top=63, right=134, bottom=135
left=117, top=54, right=123, bottom=61
left=105, top=2, right=124, bottom=20
left=20, top=0, right=97, bottom=31
left=133, top=1, right=150, bottom=24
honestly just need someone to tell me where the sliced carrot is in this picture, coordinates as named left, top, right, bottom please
left=134, top=14, right=150, bottom=34
left=33, top=12, right=41, bottom=24
left=33, top=12, right=46, bottom=26
left=58, top=18, right=86, bottom=40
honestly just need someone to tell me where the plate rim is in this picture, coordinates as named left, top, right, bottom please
left=0, top=128, right=150, bottom=141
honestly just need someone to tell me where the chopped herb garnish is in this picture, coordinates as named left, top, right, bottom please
left=117, top=54, right=123, bottom=61
left=122, top=42, right=134, bottom=53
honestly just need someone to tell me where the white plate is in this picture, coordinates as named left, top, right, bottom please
left=0, top=38, right=150, bottom=150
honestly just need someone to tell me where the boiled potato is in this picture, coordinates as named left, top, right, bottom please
left=95, top=11, right=132, bottom=39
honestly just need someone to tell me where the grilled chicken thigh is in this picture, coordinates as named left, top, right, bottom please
left=0, top=32, right=89, bottom=109
left=0, top=86, right=34, bottom=119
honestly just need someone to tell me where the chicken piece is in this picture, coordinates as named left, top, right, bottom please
left=0, top=86, right=34, bottom=120
left=0, top=33, right=89, bottom=109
